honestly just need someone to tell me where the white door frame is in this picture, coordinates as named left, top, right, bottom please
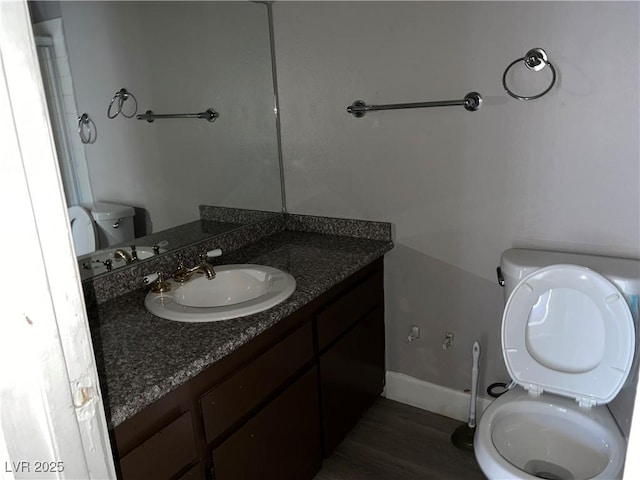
left=0, top=1, right=115, bottom=478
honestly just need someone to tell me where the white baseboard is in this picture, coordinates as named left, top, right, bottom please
left=383, top=371, right=492, bottom=422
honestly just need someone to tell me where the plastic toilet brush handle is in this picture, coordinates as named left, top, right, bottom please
left=469, top=341, right=481, bottom=429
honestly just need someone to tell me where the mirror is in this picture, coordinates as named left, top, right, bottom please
left=29, top=1, right=282, bottom=279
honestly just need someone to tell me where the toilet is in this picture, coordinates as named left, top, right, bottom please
left=68, top=205, right=98, bottom=256
left=68, top=202, right=135, bottom=255
left=475, top=248, right=639, bottom=480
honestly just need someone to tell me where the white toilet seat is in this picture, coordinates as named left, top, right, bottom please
left=502, top=264, right=634, bottom=405
left=68, top=205, right=97, bottom=256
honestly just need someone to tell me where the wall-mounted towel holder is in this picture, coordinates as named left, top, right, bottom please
left=136, top=108, right=219, bottom=123
left=502, top=48, right=556, bottom=101
left=107, top=88, right=138, bottom=119
left=347, top=91, right=482, bottom=118
left=77, top=113, right=96, bottom=144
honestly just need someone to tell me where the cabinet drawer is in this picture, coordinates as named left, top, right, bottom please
left=212, top=366, right=321, bottom=480
left=119, top=411, right=196, bottom=480
left=201, top=322, right=314, bottom=444
left=317, top=270, right=383, bottom=351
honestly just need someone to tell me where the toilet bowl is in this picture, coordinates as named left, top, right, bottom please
left=475, top=250, right=638, bottom=480
left=475, top=388, right=626, bottom=480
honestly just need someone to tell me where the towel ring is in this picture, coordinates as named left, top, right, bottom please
left=502, top=48, right=556, bottom=101
left=107, top=88, right=138, bottom=118
left=78, top=113, right=97, bottom=144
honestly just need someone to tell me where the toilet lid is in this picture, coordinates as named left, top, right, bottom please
left=502, top=264, right=635, bottom=406
left=68, top=205, right=97, bottom=256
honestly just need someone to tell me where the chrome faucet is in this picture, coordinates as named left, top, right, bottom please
left=172, top=253, right=216, bottom=283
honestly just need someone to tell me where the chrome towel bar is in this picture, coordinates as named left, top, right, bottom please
left=136, top=108, right=219, bottom=123
left=346, top=91, right=482, bottom=118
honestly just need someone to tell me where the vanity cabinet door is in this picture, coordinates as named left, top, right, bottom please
left=211, top=366, right=322, bottom=480
left=200, top=322, right=314, bottom=444
left=320, top=306, right=385, bottom=456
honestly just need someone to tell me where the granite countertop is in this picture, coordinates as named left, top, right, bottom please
left=90, top=230, right=393, bottom=428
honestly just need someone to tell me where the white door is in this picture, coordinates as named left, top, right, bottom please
left=0, top=1, right=115, bottom=478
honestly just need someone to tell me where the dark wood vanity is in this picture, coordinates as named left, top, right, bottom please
left=112, top=258, right=385, bottom=480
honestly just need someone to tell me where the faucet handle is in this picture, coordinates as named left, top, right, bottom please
left=143, top=272, right=158, bottom=285
left=199, top=249, right=221, bottom=264
left=143, top=271, right=171, bottom=293
left=152, top=272, right=171, bottom=293
left=152, top=240, right=169, bottom=255
left=130, top=245, right=138, bottom=261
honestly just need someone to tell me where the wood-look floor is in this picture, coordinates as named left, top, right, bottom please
left=314, top=397, right=486, bottom=480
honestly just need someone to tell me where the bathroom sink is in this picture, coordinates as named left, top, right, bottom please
left=144, top=264, right=296, bottom=322
left=78, top=245, right=168, bottom=276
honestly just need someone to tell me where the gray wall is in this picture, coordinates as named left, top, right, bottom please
left=273, top=2, right=640, bottom=394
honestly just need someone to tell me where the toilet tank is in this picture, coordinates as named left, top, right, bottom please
left=500, top=248, right=640, bottom=437
left=500, top=248, right=640, bottom=302
left=89, top=201, right=135, bottom=248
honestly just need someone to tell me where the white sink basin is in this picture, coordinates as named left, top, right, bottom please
left=144, top=264, right=296, bottom=322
